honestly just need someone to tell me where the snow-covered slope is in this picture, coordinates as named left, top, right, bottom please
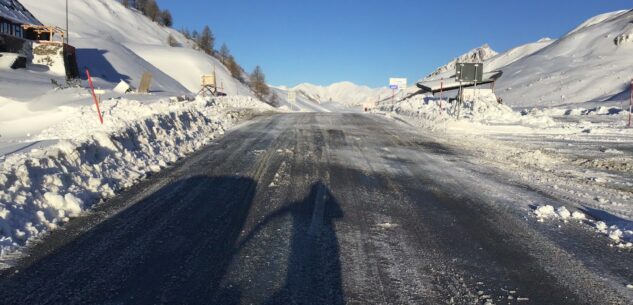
left=19, top=0, right=248, bottom=96
left=424, top=44, right=498, bottom=81
left=423, top=10, right=633, bottom=108
left=495, top=9, right=633, bottom=107
left=127, top=44, right=251, bottom=95
left=485, top=38, right=554, bottom=71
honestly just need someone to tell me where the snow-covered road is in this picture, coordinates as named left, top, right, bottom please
left=1, top=113, right=631, bottom=304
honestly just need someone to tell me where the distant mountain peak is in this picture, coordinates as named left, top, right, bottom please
left=424, top=44, right=498, bottom=80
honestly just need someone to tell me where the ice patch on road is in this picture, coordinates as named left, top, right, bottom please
left=377, top=222, right=399, bottom=229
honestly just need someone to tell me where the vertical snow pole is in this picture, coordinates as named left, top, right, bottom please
left=629, top=79, right=632, bottom=128
left=392, top=88, right=395, bottom=109
left=86, top=68, right=104, bottom=125
left=457, top=82, right=463, bottom=119
left=439, top=78, right=444, bottom=112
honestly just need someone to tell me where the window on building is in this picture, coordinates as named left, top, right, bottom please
left=14, top=25, right=22, bottom=38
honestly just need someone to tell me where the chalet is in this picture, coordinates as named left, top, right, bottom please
left=0, top=0, right=40, bottom=68
left=0, top=0, right=78, bottom=78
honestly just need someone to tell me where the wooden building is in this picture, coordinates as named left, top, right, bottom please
left=0, top=0, right=78, bottom=78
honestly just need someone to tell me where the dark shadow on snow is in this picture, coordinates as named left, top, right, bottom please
left=581, top=206, right=633, bottom=230
left=0, top=175, right=257, bottom=305
left=76, top=48, right=131, bottom=83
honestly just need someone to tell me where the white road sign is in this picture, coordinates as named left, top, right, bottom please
left=389, top=78, right=407, bottom=90
left=288, top=90, right=297, bottom=103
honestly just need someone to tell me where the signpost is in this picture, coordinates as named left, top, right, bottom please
left=389, top=78, right=407, bottom=90
left=389, top=78, right=407, bottom=105
left=455, top=63, right=483, bottom=83
left=454, top=63, right=484, bottom=119
left=288, top=90, right=297, bottom=111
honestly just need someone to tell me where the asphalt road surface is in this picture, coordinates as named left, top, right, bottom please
left=1, top=113, right=632, bottom=305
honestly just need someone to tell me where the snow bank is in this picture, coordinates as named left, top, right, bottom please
left=377, top=89, right=556, bottom=127
left=0, top=95, right=273, bottom=262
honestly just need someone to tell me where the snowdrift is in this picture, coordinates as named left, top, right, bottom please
left=0, top=0, right=272, bottom=264
left=378, top=90, right=555, bottom=128
left=0, top=96, right=272, bottom=262
left=127, top=44, right=251, bottom=95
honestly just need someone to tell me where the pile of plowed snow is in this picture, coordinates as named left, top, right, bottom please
left=0, top=95, right=272, bottom=263
left=0, top=0, right=273, bottom=267
left=377, top=91, right=555, bottom=127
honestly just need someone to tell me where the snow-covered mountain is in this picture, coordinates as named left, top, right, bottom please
left=495, top=9, right=633, bottom=108
left=424, top=44, right=498, bottom=81
left=293, top=82, right=392, bottom=105
left=16, top=0, right=250, bottom=96
left=273, top=81, right=392, bottom=107
left=422, top=9, right=633, bottom=108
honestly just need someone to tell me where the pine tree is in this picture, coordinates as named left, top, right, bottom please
left=135, top=0, right=147, bottom=11
left=219, top=43, right=231, bottom=65
left=226, top=56, right=244, bottom=82
left=199, top=26, right=215, bottom=55
left=144, top=0, right=160, bottom=21
left=180, top=28, right=191, bottom=39
left=160, top=9, right=173, bottom=27
left=121, top=0, right=130, bottom=8
left=250, top=65, right=270, bottom=101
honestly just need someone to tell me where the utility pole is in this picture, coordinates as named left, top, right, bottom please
left=66, top=0, right=69, bottom=45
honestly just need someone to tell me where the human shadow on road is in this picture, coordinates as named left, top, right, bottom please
left=215, top=182, right=346, bottom=305
left=0, top=175, right=257, bottom=305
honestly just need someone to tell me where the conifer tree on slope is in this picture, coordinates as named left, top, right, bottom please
left=250, top=65, right=271, bottom=102
left=199, top=26, right=215, bottom=55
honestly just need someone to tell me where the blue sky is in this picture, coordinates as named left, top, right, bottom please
left=162, top=0, right=631, bottom=88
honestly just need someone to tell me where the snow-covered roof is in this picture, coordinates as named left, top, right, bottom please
left=0, top=0, right=41, bottom=25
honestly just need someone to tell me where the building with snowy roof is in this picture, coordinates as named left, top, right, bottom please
left=0, top=0, right=78, bottom=78
left=0, top=0, right=40, bottom=67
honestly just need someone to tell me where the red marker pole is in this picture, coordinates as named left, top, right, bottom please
left=86, top=68, right=104, bottom=125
